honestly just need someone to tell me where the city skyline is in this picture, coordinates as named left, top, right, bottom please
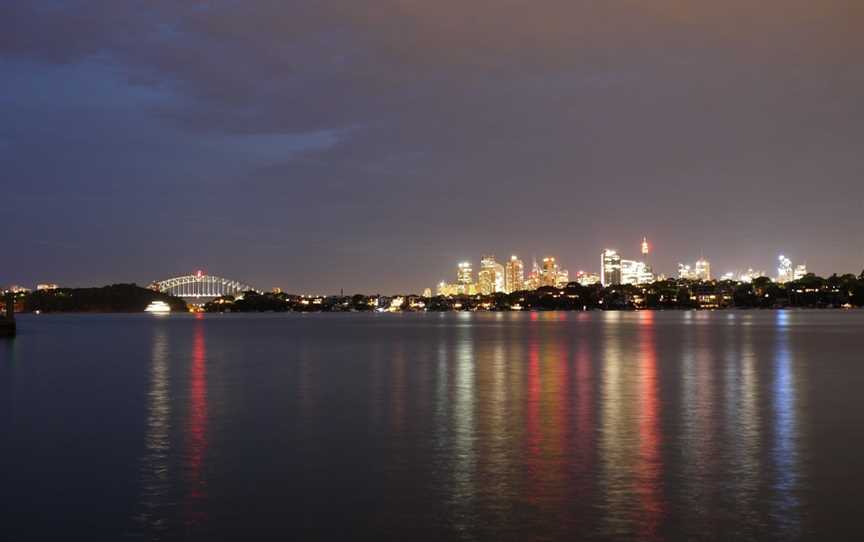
left=2, top=2, right=863, bottom=293
left=434, top=242, right=818, bottom=297
left=2, top=240, right=849, bottom=295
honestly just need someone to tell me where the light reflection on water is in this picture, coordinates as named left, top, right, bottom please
left=772, top=310, right=801, bottom=537
left=133, top=324, right=172, bottom=536
left=184, top=315, right=209, bottom=530
left=3, top=310, right=843, bottom=540
left=636, top=312, right=663, bottom=538
left=449, top=323, right=476, bottom=533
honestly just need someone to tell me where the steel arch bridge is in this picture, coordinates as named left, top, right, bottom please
left=152, top=271, right=260, bottom=299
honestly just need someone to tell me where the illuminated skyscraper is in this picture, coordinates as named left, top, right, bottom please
left=478, top=257, right=495, bottom=295
left=641, top=236, right=649, bottom=257
left=479, top=255, right=505, bottom=295
left=621, top=260, right=654, bottom=285
left=737, top=268, right=767, bottom=283
left=777, top=255, right=793, bottom=283
left=541, top=257, right=559, bottom=287
left=437, top=261, right=477, bottom=296
left=679, top=259, right=711, bottom=281
left=555, top=268, right=569, bottom=287
left=575, top=271, right=601, bottom=286
left=437, top=281, right=458, bottom=296
left=504, top=255, right=524, bottom=293
left=524, top=258, right=541, bottom=290
left=601, top=249, right=622, bottom=287
left=457, top=261, right=473, bottom=286
left=793, top=263, right=808, bottom=280
left=694, top=259, right=711, bottom=281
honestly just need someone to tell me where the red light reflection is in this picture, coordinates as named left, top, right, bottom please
left=636, top=311, right=663, bottom=535
left=185, top=315, right=209, bottom=528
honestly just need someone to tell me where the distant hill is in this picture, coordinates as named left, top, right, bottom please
left=24, top=284, right=187, bottom=313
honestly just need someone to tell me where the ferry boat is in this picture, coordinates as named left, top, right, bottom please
left=145, top=300, right=171, bottom=313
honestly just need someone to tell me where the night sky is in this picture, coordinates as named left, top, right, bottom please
left=2, top=1, right=863, bottom=294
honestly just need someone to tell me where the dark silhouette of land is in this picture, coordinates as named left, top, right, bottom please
left=201, top=272, right=864, bottom=313
left=20, top=284, right=187, bottom=313
left=6, top=271, right=864, bottom=315
left=1, top=291, right=15, bottom=336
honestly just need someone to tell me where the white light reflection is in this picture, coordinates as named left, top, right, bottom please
left=726, top=316, right=761, bottom=533
left=598, top=311, right=631, bottom=537
left=133, top=325, right=172, bottom=536
left=450, top=323, right=476, bottom=533
left=772, top=310, right=801, bottom=537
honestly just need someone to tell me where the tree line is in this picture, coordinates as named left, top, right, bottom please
left=11, top=271, right=864, bottom=313
left=21, top=284, right=187, bottom=313
left=204, top=272, right=864, bottom=312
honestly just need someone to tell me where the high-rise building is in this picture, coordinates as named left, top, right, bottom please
left=541, top=257, right=559, bottom=287
left=575, top=271, right=601, bottom=286
left=621, top=260, right=654, bottom=285
left=437, top=281, right=457, bottom=296
left=694, top=258, right=711, bottom=281
left=438, top=261, right=478, bottom=296
left=679, top=259, right=711, bottom=281
left=504, top=255, right=524, bottom=293
left=555, top=268, right=569, bottom=287
left=793, top=264, right=808, bottom=281
left=478, top=257, right=495, bottom=295
left=457, top=261, right=473, bottom=286
left=777, top=255, right=793, bottom=283
left=601, top=249, right=622, bottom=287
left=641, top=236, right=650, bottom=257
left=478, top=255, right=505, bottom=295
left=524, top=259, right=541, bottom=290
left=738, top=268, right=767, bottom=283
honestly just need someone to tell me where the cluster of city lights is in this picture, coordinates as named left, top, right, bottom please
left=433, top=238, right=808, bottom=296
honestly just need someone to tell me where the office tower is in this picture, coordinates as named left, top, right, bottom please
left=621, top=260, right=654, bottom=285
left=437, top=281, right=458, bottom=297
left=555, top=268, right=569, bottom=287
left=601, top=249, right=622, bottom=287
left=737, top=268, right=767, bottom=283
left=793, top=264, right=808, bottom=281
left=679, top=259, right=710, bottom=281
left=575, top=271, right=601, bottom=286
left=541, top=257, right=559, bottom=287
left=777, top=255, right=793, bottom=283
left=524, top=258, right=542, bottom=290
left=505, top=255, right=524, bottom=293
left=478, top=255, right=504, bottom=295
left=694, top=258, right=711, bottom=281
left=457, top=261, right=473, bottom=286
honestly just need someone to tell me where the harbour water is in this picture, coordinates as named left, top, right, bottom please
left=2, top=311, right=863, bottom=540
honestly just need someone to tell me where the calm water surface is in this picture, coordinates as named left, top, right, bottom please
left=2, top=311, right=864, bottom=540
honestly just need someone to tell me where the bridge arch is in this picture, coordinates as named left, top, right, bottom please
left=151, top=271, right=260, bottom=299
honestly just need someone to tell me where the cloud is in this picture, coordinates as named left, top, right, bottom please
left=2, top=1, right=863, bottom=290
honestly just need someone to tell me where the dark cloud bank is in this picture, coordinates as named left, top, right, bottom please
left=2, top=1, right=863, bottom=292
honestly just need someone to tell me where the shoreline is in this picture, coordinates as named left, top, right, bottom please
left=14, top=306, right=862, bottom=315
